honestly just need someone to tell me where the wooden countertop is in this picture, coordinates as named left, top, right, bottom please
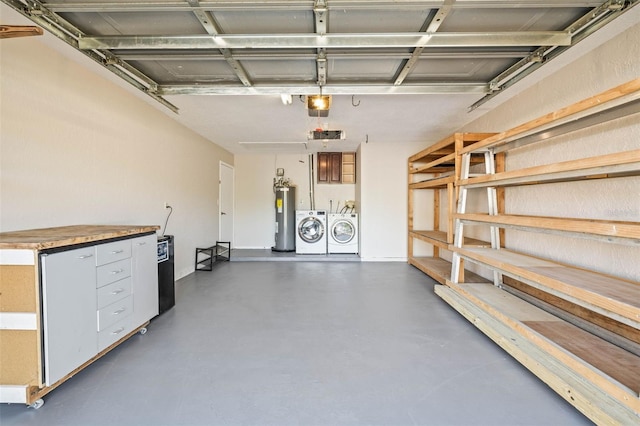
left=0, top=225, right=160, bottom=250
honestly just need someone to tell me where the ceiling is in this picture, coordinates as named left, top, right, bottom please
left=2, top=0, right=639, bottom=154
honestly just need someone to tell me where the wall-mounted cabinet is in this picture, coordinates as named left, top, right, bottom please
left=341, top=152, right=356, bottom=183
left=318, top=152, right=356, bottom=184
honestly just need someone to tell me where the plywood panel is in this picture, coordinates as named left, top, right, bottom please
left=462, top=283, right=558, bottom=322
left=408, top=257, right=489, bottom=284
left=435, top=285, right=640, bottom=424
left=0, top=265, right=37, bottom=312
left=503, top=276, right=640, bottom=345
left=0, top=330, right=40, bottom=385
left=525, top=321, right=640, bottom=394
left=447, top=281, right=640, bottom=413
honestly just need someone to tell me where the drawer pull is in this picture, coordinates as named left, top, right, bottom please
left=136, top=242, right=147, bottom=246
left=77, top=254, right=94, bottom=259
left=111, top=327, right=125, bottom=335
left=110, top=249, right=124, bottom=254
left=110, top=269, right=125, bottom=275
left=113, top=308, right=126, bottom=315
left=111, top=288, right=125, bottom=295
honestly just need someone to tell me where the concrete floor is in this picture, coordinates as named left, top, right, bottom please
left=1, top=262, right=590, bottom=425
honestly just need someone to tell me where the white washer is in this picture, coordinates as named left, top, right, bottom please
left=328, top=213, right=359, bottom=254
left=295, top=210, right=327, bottom=254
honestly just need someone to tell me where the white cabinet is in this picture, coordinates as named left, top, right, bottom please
left=95, top=239, right=135, bottom=351
left=0, top=225, right=159, bottom=406
left=96, top=239, right=132, bottom=265
left=97, top=296, right=134, bottom=350
left=131, top=234, right=159, bottom=328
left=96, top=258, right=132, bottom=287
left=41, top=246, right=98, bottom=386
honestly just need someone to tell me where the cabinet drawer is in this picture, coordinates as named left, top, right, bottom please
left=97, top=296, right=133, bottom=332
left=96, top=240, right=132, bottom=266
left=97, top=277, right=132, bottom=309
left=96, top=258, right=131, bottom=288
left=98, top=316, right=133, bottom=351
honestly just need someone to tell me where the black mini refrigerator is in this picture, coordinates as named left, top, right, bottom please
left=157, top=235, right=175, bottom=315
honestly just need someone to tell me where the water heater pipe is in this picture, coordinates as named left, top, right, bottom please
left=309, top=153, right=315, bottom=210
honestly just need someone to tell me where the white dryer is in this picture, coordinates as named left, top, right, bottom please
left=328, top=213, right=359, bottom=254
left=295, top=210, right=327, bottom=254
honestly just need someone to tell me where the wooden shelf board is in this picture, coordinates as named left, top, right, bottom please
left=458, top=283, right=640, bottom=397
left=409, top=257, right=450, bottom=284
left=525, top=320, right=640, bottom=395
left=411, top=159, right=488, bottom=175
left=456, top=213, right=640, bottom=244
left=409, top=132, right=497, bottom=162
left=409, top=166, right=455, bottom=174
left=458, top=149, right=640, bottom=189
left=503, top=277, right=640, bottom=347
left=408, top=256, right=489, bottom=284
left=461, top=285, right=640, bottom=390
left=410, top=149, right=455, bottom=162
left=410, top=156, right=485, bottom=174
left=409, top=174, right=455, bottom=189
left=410, top=230, right=488, bottom=247
left=412, top=153, right=456, bottom=173
left=455, top=247, right=640, bottom=328
left=0, top=225, right=159, bottom=250
left=437, top=283, right=640, bottom=419
left=459, top=78, right=640, bottom=155
left=409, top=138, right=456, bottom=163
left=410, top=231, right=449, bottom=249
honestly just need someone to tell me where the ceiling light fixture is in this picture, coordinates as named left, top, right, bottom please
left=306, top=85, right=331, bottom=117
left=307, top=94, right=331, bottom=111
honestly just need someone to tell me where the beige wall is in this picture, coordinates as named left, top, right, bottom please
left=358, top=141, right=427, bottom=261
left=0, top=32, right=233, bottom=279
left=234, top=153, right=357, bottom=249
left=234, top=141, right=430, bottom=261
left=459, top=22, right=640, bottom=282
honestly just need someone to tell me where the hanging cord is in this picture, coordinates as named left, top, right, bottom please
left=162, top=205, right=173, bottom=236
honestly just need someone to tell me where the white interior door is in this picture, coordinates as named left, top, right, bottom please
left=219, top=162, right=234, bottom=245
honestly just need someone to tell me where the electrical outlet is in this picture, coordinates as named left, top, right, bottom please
left=164, top=202, right=171, bottom=209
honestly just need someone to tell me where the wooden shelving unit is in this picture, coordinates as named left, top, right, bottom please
left=407, top=132, right=495, bottom=284
left=440, top=78, right=640, bottom=423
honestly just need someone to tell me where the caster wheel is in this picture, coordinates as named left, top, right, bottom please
left=139, top=327, right=148, bottom=335
left=29, top=399, right=44, bottom=409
